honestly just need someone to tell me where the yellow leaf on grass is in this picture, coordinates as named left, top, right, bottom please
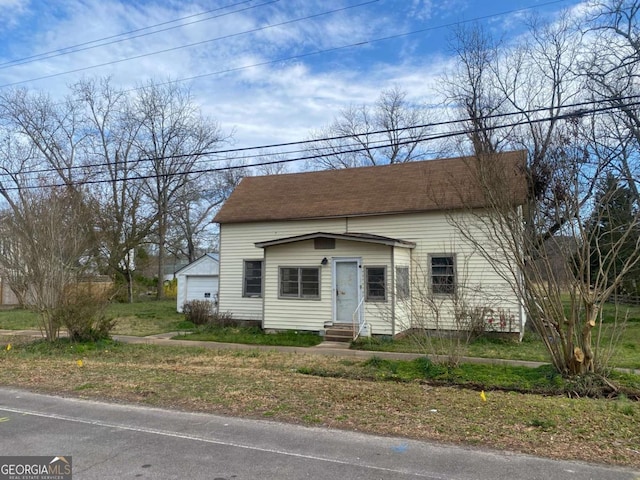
left=76, top=359, right=84, bottom=368
left=480, top=390, right=487, bottom=402
left=5, top=344, right=11, bottom=351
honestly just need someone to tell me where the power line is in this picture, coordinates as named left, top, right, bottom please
left=0, top=0, right=380, bottom=89
left=3, top=94, right=638, bottom=179
left=0, top=0, right=280, bottom=70
left=1, top=99, right=636, bottom=191
left=0, top=0, right=571, bottom=90
left=0, top=0, right=267, bottom=69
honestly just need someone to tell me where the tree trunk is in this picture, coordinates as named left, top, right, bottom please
left=126, top=268, right=134, bottom=304
left=157, top=215, right=166, bottom=299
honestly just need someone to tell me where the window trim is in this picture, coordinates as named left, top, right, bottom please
left=396, top=265, right=410, bottom=301
left=242, top=259, right=263, bottom=298
left=429, top=254, right=456, bottom=296
left=365, top=265, right=387, bottom=302
left=278, top=266, right=321, bottom=300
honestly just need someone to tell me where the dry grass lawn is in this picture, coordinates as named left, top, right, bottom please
left=0, top=340, right=638, bottom=468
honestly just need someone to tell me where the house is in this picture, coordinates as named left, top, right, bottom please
left=175, top=253, right=219, bottom=313
left=213, top=151, right=528, bottom=338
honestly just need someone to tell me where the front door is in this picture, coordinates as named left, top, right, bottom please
left=334, top=260, right=360, bottom=324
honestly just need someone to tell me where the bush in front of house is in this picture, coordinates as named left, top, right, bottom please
left=182, top=300, right=215, bottom=325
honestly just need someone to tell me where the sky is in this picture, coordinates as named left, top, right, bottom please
left=0, top=0, right=586, bottom=150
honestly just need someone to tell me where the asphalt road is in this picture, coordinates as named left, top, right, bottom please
left=0, top=388, right=637, bottom=480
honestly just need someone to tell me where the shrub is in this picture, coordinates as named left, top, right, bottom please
left=183, top=300, right=214, bottom=325
left=208, top=310, right=236, bottom=327
left=54, top=287, right=115, bottom=342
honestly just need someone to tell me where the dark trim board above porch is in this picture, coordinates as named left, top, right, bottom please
left=255, top=232, right=416, bottom=249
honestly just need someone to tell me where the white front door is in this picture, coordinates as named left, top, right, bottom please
left=334, top=260, right=361, bottom=324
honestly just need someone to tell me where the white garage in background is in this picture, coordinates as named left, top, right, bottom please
left=176, top=253, right=219, bottom=313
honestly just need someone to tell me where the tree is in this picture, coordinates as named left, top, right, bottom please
left=586, top=173, right=640, bottom=295
left=440, top=13, right=640, bottom=375
left=306, top=87, right=433, bottom=169
left=74, top=78, right=159, bottom=303
left=133, top=81, right=227, bottom=298
left=0, top=187, right=101, bottom=341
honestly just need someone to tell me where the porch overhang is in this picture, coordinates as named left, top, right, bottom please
left=255, top=231, right=416, bottom=249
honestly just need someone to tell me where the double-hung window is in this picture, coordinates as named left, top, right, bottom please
left=243, top=260, right=263, bottom=297
left=279, top=267, right=320, bottom=299
left=365, top=266, right=386, bottom=301
left=430, top=255, right=456, bottom=295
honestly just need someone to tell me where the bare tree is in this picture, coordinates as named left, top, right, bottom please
left=132, top=81, right=227, bottom=298
left=73, top=78, right=159, bottom=303
left=0, top=187, right=100, bottom=341
left=439, top=12, right=640, bottom=375
left=306, top=87, right=433, bottom=169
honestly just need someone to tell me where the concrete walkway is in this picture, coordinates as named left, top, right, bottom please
left=0, top=328, right=550, bottom=368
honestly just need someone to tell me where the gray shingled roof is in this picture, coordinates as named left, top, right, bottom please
left=214, top=151, right=528, bottom=224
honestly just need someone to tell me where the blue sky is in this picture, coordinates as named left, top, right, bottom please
left=0, top=0, right=584, bottom=148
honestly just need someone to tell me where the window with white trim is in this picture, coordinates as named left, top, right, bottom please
left=279, top=267, right=320, bottom=299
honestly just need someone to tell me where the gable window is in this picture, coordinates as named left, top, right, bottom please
left=243, top=260, right=263, bottom=297
left=430, top=255, right=456, bottom=295
left=396, top=266, right=410, bottom=300
left=365, top=266, right=386, bottom=301
left=279, top=267, right=320, bottom=299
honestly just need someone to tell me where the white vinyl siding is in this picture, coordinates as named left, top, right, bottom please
left=218, top=210, right=522, bottom=333
left=217, top=219, right=345, bottom=322
left=349, top=211, right=521, bottom=332
left=263, top=239, right=394, bottom=333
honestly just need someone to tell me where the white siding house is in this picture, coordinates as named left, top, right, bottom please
left=175, top=253, right=219, bottom=313
left=214, top=152, right=528, bottom=338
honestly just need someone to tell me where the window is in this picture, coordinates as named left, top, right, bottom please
left=279, top=267, right=320, bottom=299
left=366, top=266, right=386, bottom=301
left=430, top=255, right=455, bottom=295
left=396, top=266, right=410, bottom=300
left=243, top=260, right=263, bottom=297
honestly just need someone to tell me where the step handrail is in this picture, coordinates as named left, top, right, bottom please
left=352, top=297, right=365, bottom=340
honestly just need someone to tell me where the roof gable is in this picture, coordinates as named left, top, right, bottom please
left=214, top=151, right=527, bottom=224
left=175, top=253, right=219, bottom=275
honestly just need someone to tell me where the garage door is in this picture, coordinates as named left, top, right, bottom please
left=186, top=276, right=219, bottom=303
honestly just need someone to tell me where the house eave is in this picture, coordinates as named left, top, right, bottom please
left=255, top=232, right=416, bottom=249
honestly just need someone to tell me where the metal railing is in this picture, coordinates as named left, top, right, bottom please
left=352, top=297, right=365, bottom=340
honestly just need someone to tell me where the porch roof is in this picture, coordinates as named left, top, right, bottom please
left=255, top=231, right=416, bottom=249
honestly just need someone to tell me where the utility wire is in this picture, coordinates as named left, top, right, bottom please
left=0, top=99, right=635, bottom=191
left=0, top=0, right=267, bottom=69
left=0, top=0, right=379, bottom=89
left=3, top=94, right=636, bottom=179
left=0, top=0, right=570, bottom=90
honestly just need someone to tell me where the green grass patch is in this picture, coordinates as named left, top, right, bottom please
left=1, top=339, right=639, bottom=467
left=351, top=324, right=640, bottom=370
left=299, top=355, right=640, bottom=398
left=175, top=326, right=324, bottom=347
left=0, top=308, right=39, bottom=330
left=0, top=299, right=187, bottom=336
